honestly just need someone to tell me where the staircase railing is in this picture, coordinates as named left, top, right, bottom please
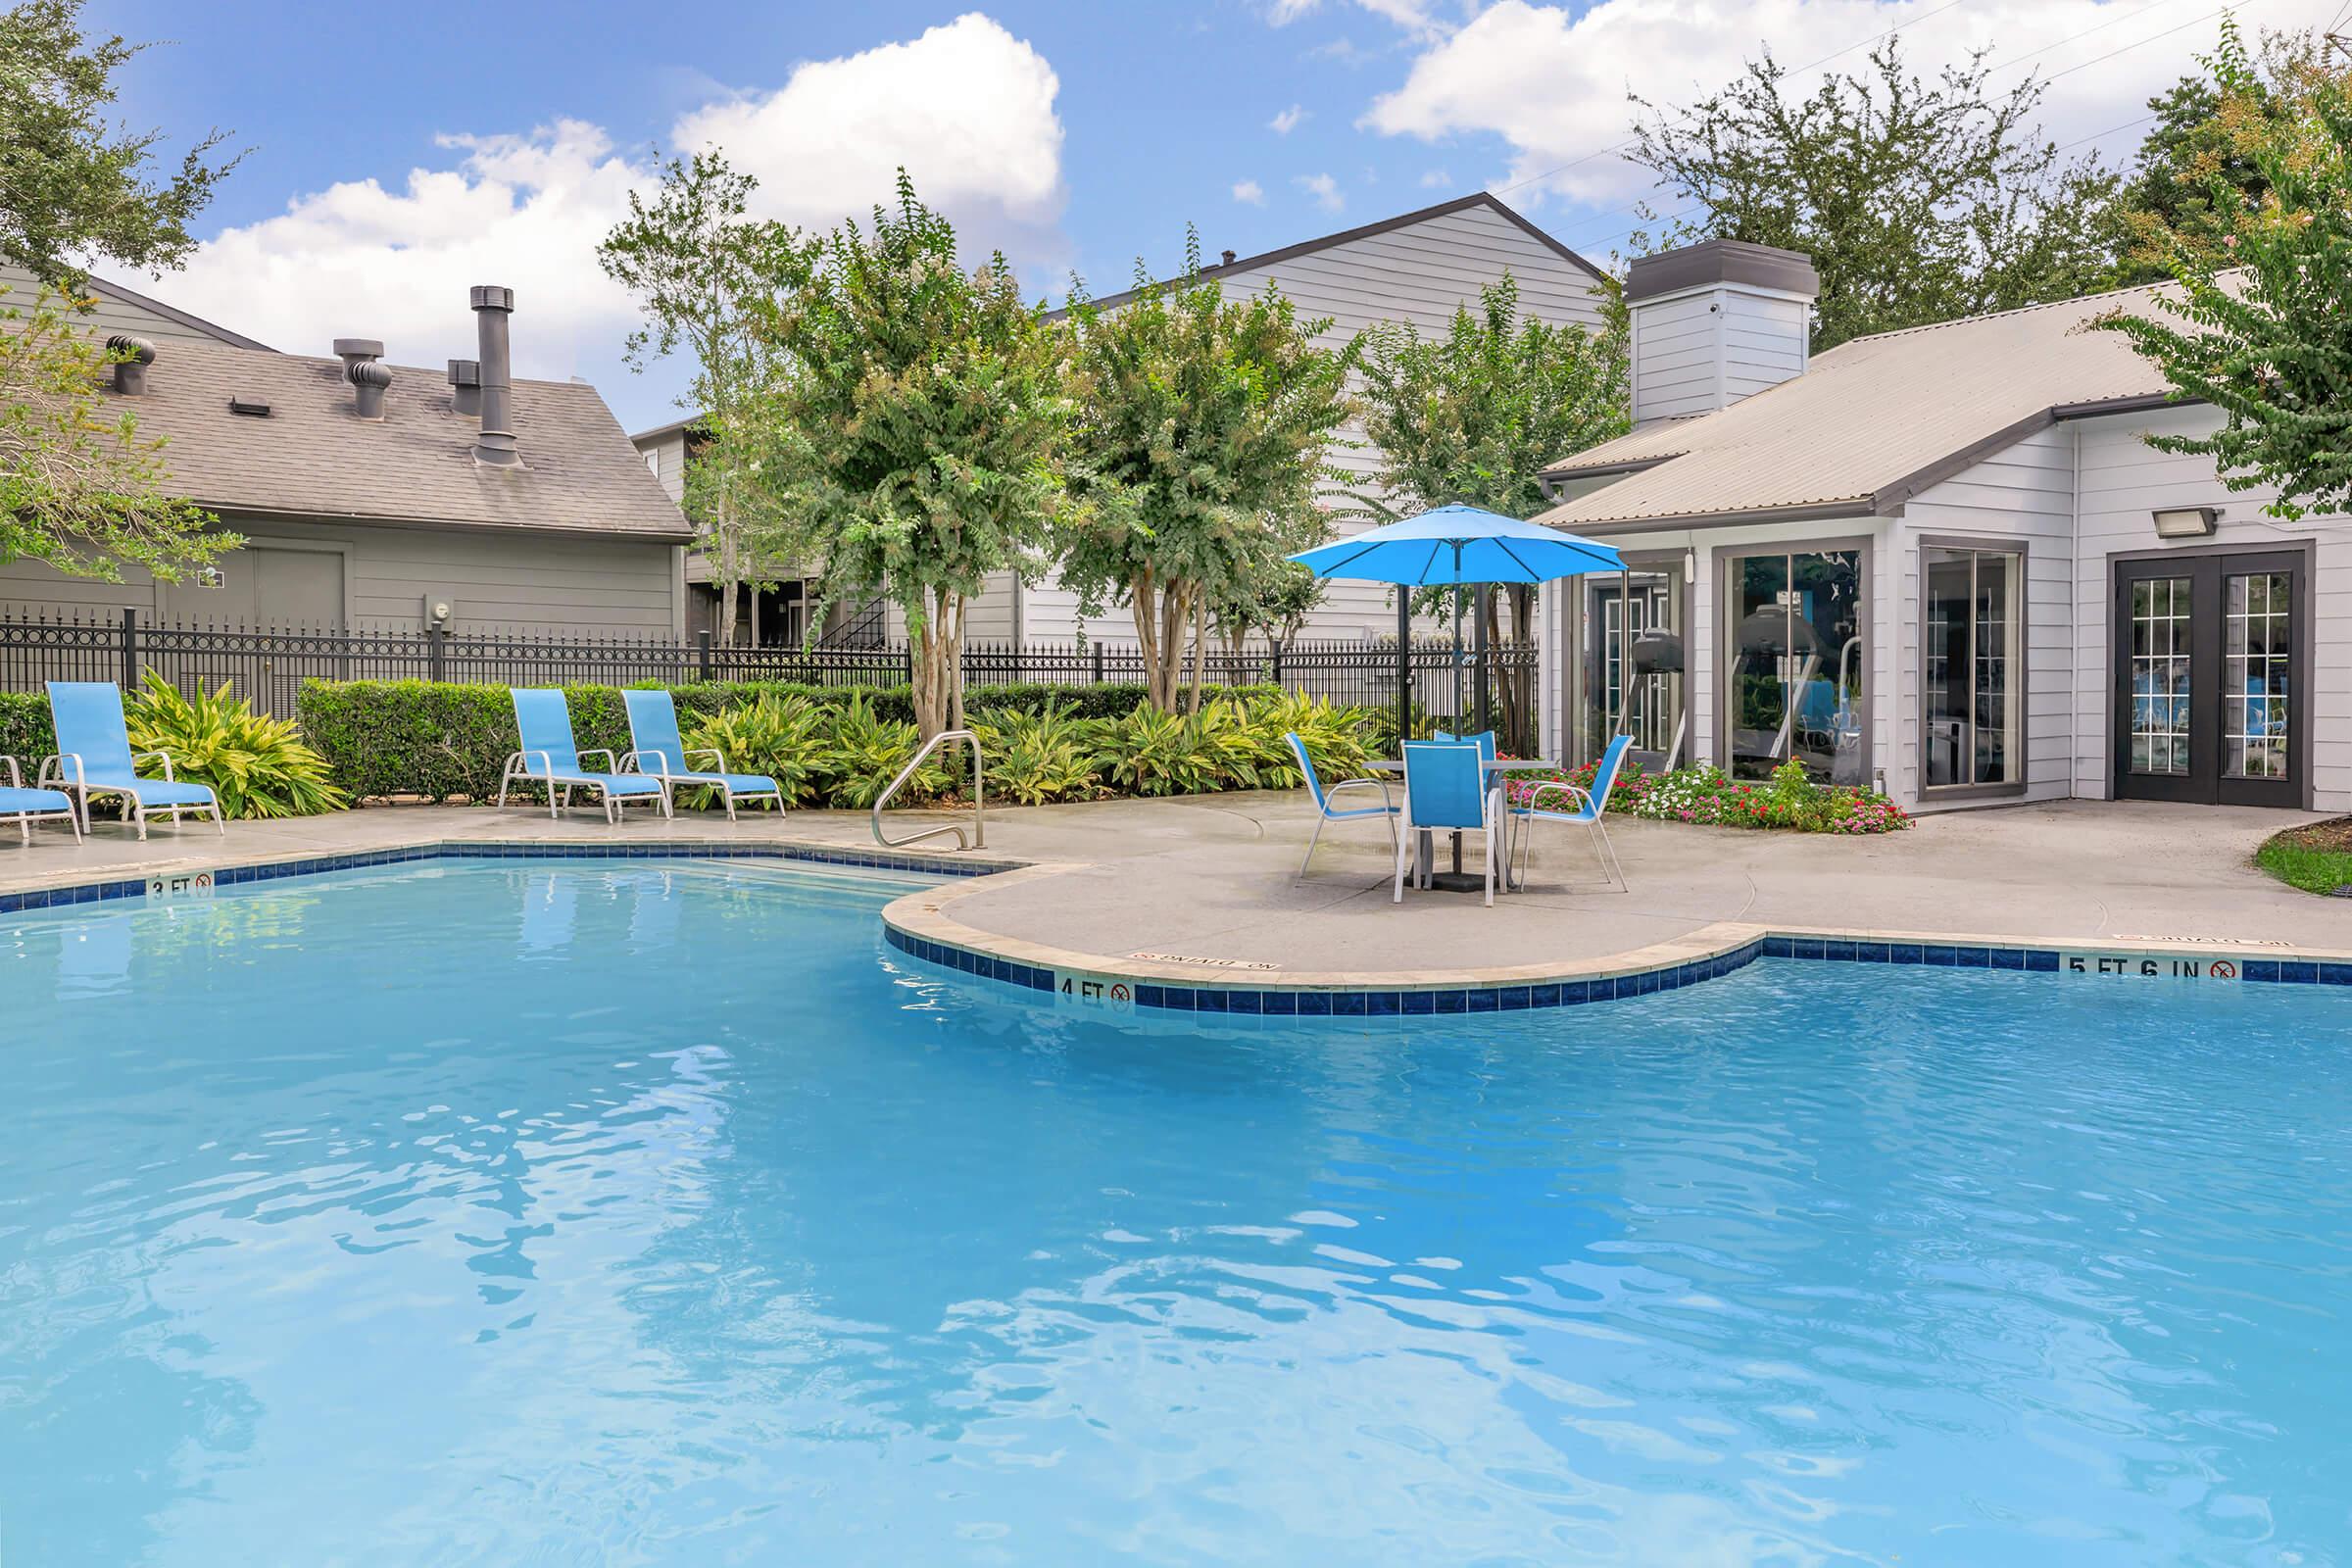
left=871, top=728, right=985, bottom=852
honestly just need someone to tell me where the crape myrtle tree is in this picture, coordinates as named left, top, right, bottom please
left=2095, top=35, right=2352, bottom=521
left=0, top=0, right=241, bottom=582
left=748, top=172, right=1069, bottom=739
left=1349, top=272, right=1629, bottom=748
left=1058, top=234, right=1356, bottom=713
left=598, top=150, right=799, bottom=645
left=1627, top=38, right=2120, bottom=349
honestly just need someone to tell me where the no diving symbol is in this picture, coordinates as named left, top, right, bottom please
left=2209, top=959, right=2237, bottom=980
left=1110, top=983, right=1131, bottom=1004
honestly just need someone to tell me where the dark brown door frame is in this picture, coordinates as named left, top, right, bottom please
left=2110, top=545, right=2310, bottom=808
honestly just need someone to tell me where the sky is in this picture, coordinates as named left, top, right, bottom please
left=89, top=0, right=2347, bottom=433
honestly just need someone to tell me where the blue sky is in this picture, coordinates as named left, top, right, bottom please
left=90, top=0, right=2327, bottom=432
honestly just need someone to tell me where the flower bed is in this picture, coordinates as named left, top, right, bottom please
left=1505, top=759, right=1910, bottom=835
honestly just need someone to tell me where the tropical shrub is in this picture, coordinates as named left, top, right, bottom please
left=822, top=692, right=952, bottom=809
left=676, top=693, right=826, bottom=808
left=122, top=672, right=346, bottom=818
left=970, top=704, right=1102, bottom=806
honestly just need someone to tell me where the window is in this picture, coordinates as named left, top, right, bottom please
left=1722, top=548, right=1867, bottom=784
left=1923, top=546, right=2023, bottom=790
left=644, top=449, right=662, bottom=476
left=1582, top=560, right=1687, bottom=769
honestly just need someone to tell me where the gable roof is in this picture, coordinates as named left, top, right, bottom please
left=1056, top=191, right=1606, bottom=317
left=97, top=338, right=692, bottom=540
left=86, top=272, right=274, bottom=352
left=1536, top=280, right=2191, bottom=533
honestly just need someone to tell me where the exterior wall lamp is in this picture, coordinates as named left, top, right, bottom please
left=2151, top=506, right=2220, bottom=539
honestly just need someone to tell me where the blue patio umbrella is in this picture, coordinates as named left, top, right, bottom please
left=1290, top=504, right=1623, bottom=733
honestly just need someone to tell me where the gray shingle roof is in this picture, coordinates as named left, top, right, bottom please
left=98, top=338, right=693, bottom=540
left=1537, top=280, right=2190, bottom=532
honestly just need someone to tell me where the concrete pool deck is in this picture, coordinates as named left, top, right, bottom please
left=1, top=792, right=2347, bottom=986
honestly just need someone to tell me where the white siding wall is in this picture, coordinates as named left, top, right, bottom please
left=1628, top=284, right=1809, bottom=427
left=1895, top=424, right=2080, bottom=810
left=1004, top=200, right=1610, bottom=645
left=2074, top=406, right=2351, bottom=810
left=637, top=429, right=688, bottom=504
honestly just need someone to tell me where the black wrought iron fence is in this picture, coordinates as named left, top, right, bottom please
left=0, top=610, right=1540, bottom=747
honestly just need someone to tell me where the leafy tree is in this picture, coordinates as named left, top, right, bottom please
left=0, top=288, right=231, bottom=579
left=746, top=173, right=1068, bottom=738
left=1058, top=236, right=1356, bottom=712
left=0, top=0, right=238, bottom=285
left=1628, top=38, right=2119, bottom=349
left=1210, top=559, right=1326, bottom=660
left=2106, top=24, right=2333, bottom=284
left=598, top=150, right=797, bottom=645
left=1349, top=272, right=1629, bottom=747
left=2094, top=45, right=2352, bottom=520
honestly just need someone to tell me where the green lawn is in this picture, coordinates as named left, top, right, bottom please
left=2256, top=819, right=2352, bottom=895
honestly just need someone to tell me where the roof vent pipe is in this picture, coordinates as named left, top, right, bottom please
left=108, top=334, right=155, bottom=394
left=348, top=358, right=392, bottom=419
left=1220, top=249, right=1237, bottom=266
left=333, top=337, right=384, bottom=373
left=469, top=285, right=521, bottom=467
left=447, top=358, right=481, bottom=417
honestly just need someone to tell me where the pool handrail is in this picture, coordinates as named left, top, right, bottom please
left=37, top=681, right=223, bottom=841
left=617, top=689, right=783, bottom=821
left=498, top=688, right=672, bottom=825
left=873, top=728, right=984, bottom=852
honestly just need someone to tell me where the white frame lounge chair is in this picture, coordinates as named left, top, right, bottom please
left=498, top=688, right=671, bottom=825
left=38, top=681, right=223, bottom=840
left=619, top=689, right=782, bottom=820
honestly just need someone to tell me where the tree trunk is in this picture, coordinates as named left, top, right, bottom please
left=908, top=586, right=967, bottom=741
left=1131, top=567, right=1198, bottom=712
left=714, top=513, right=741, bottom=649
left=1186, top=592, right=1208, bottom=714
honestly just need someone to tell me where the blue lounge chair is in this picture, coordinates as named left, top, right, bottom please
left=39, top=681, right=222, bottom=840
left=1287, top=731, right=1396, bottom=882
left=620, top=689, right=781, bottom=820
left=498, top=688, right=670, bottom=823
left=2, top=756, right=80, bottom=845
left=1504, top=733, right=1631, bottom=893
left=1392, top=740, right=1499, bottom=906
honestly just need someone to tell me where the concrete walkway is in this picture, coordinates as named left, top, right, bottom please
left=2, top=790, right=2345, bottom=975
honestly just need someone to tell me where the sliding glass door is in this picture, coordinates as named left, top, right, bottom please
left=1583, top=560, right=1687, bottom=770
left=1721, top=547, right=1868, bottom=784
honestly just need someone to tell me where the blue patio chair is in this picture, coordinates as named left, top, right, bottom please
left=1504, top=733, right=1631, bottom=893
left=1287, top=731, right=1396, bottom=882
left=1393, top=740, right=1499, bottom=907
left=39, top=681, right=222, bottom=840
left=498, top=688, right=670, bottom=824
left=620, top=689, right=781, bottom=820
left=2, top=756, right=80, bottom=845
left=1432, top=729, right=1497, bottom=763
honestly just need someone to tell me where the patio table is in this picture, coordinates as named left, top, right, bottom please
left=1368, top=756, right=1562, bottom=893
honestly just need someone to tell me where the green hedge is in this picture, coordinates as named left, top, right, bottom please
left=294, top=678, right=1285, bottom=803
left=0, top=690, right=52, bottom=773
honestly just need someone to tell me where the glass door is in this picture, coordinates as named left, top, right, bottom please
left=1722, top=548, right=1868, bottom=784
left=1584, top=562, right=1686, bottom=770
left=2112, top=551, right=2303, bottom=807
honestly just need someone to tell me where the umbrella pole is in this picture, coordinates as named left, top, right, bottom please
left=1451, top=549, right=1465, bottom=731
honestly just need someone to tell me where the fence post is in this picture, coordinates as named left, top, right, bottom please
left=1270, top=638, right=1285, bottom=687
left=1090, top=641, right=1104, bottom=684
left=697, top=629, right=713, bottom=682
left=425, top=623, right=447, bottom=682
left=121, top=606, right=138, bottom=689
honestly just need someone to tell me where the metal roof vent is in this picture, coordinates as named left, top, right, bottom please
left=468, top=285, right=522, bottom=468
left=227, top=395, right=270, bottom=416
left=1220, top=249, right=1237, bottom=266
left=107, top=334, right=155, bottom=394
left=348, top=358, right=392, bottom=419
left=447, top=358, right=481, bottom=417
left=333, top=337, right=384, bottom=373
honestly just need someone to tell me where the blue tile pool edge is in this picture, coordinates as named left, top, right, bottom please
left=0, top=840, right=1019, bottom=914
left=882, top=922, right=2352, bottom=1015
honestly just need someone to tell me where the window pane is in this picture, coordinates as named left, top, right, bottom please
left=2129, top=576, right=2192, bottom=776
left=1585, top=566, right=1687, bottom=767
left=2225, top=571, right=2289, bottom=780
left=1727, top=554, right=1790, bottom=781
left=1922, top=548, right=2020, bottom=788
left=1924, top=549, right=1972, bottom=787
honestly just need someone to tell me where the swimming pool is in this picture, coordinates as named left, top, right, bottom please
left=3, top=859, right=2346, bottom=1564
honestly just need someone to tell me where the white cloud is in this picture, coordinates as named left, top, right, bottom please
left=1269, top=0, right=1449, bottom=39
left=1297, top=172, right=1346, bottom=212
left=161, top=13, right=1067, bottom=421
left=1363, top=0, right=2348, bottom=213
left=1420, top=169, right=1453, bottom=188
left=1233, top=178, right=1268, bottom=205
left=1270, top=103, right=1309, bottom=134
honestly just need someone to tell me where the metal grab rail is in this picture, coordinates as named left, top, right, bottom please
left=872, top=728, right=986, bottom=852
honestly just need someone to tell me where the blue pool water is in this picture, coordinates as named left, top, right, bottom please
left=2, top=860, right=2348, bottom=1565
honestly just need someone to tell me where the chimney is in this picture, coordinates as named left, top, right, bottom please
left=1220, top=249, right=1237, bottom=266
left=1623, top=240, right=1817, bottom=427
left=348, top=358, right=392, bottom=418
left=469, top=285, right=521, bottom=467
left=107, top=334, right=155, bottom=394
left=446, top=358, right=481, bottom=417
